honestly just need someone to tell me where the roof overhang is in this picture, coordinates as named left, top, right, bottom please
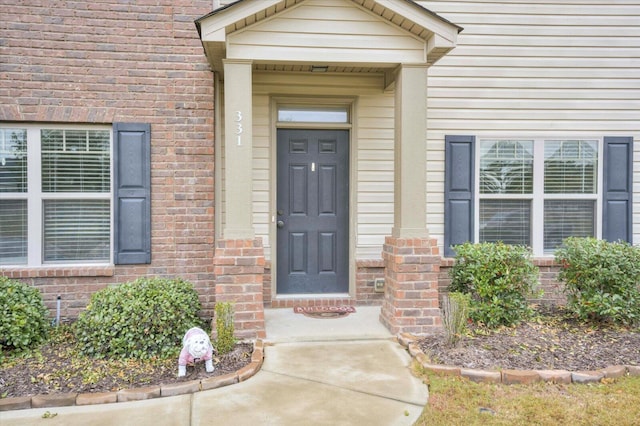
left=195, top=0, right=462, bottom=76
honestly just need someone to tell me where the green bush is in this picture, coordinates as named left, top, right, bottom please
left=0, top=276, right=49, bottom=352
left=75, top=277, right=203, bottom=359
left=449, top=242, right=540, bottom=328
left=555, top=237, right=640, bottom=325
left=214, top=302, right=236, bottom=355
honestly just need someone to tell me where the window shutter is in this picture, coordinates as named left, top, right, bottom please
left=113, top=123, right=151, bottom=264
left=603, top=136, right=633, bottom=243
left=444, top=135, right=475, bottom=257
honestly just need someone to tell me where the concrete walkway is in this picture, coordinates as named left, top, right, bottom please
left=1, top=307, right=428, bottom=425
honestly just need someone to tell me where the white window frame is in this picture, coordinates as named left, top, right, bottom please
left=475, top=137, right=603, bottom=257
left=0, top=123, right=113, bottom=267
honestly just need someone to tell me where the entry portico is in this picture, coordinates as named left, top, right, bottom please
left=196, top=0, right=461, bottom=338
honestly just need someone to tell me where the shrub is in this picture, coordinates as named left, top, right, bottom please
left=449, top=242, right=540, bottom=328
left=75, top=277, right=203, bottom=359
left=441, top=292, right=471, bottom=346
left=555, top=237, right=640, bottom=325
left=214, top=302, right=236, bottom=355
left=0, top=276, right=49, bottom=352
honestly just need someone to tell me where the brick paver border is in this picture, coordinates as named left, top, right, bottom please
left=398, top=333, right=640, bottom=385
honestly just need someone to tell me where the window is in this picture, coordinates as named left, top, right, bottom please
left=478, top=138, right=599, bottom=254
left=277, top=105, right=349, bottom=123
left=479, top=140, right=533, bottom=246
left=0, top=128, right=28, bottom=264
left=445, top=135, right=632, bottom=258
left=0, top=125, right=111, bottom=266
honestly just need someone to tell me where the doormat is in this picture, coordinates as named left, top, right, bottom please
left=293, top=305, right=356, bottom=319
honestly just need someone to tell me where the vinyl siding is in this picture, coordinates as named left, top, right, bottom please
left=226, top=0, right=426, bottom=64
left=421, top=0, right=640, bottom=250
left=356, top=94, right=395, bottom=258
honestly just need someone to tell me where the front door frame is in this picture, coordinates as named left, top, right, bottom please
left=270, top=96, right=357, bottom=300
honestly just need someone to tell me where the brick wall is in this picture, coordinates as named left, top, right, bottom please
left=355, top=259, right=385, bottom=305
left=438, top=258, right=567, bottom=307
left=0, top=0, right=217, bottom=319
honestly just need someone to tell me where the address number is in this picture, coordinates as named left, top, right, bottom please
left=236, top=110, right=243, bottom=146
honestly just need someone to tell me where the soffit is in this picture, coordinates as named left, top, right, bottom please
left=195, top=0, right=462, bottom=75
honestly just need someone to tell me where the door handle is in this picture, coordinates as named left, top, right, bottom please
left=277, top=220, right=285, bottom=229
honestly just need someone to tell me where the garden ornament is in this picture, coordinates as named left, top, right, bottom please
left=178, top=327, right=214, bottom=377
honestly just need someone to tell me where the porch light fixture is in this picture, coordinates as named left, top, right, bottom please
left=310, top=65, right=329, bottom=73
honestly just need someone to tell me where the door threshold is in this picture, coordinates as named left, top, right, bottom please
left=270, top=294, right=353, bottom=309
left=274, top=293, right=350, bottom=299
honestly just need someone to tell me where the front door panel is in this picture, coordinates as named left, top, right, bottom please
left=277, top=129, right=349, bottom=294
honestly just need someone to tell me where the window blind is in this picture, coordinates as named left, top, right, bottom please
left=544, top=200, right=595, bottom=252
left=43, top=200, right=110, bottom=262
left=480, top=140, right=533, bottom=194
left=0, top=200, right=27, bottom=265
left=479, top=199, right=531, bottom=246
left=544, top=140, right=598, bottom=194
left=41, top=129, right=110, bottom=193
left=0, top=129, right=27, bottom=193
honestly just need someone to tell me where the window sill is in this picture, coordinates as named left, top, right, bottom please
left=0, top=265, right=115, bottom=279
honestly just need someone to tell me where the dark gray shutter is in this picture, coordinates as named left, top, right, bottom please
left=113, top=123, right=151, bottom=264
left=603, top=136, right=633, bottom=243
left=444, top=135, right=475, bottom=257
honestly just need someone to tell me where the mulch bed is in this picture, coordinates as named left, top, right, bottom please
left=419, top=307, right=640, bottom=371
left=0, top=328, right=253, bottom=399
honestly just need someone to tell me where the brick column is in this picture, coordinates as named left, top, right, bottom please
left=380, top=237, right=442, bottom=335
left=213, top=238, right=266, bottom=339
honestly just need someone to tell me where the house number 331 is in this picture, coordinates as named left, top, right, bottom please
left=235, top=111, right=243, bottom=146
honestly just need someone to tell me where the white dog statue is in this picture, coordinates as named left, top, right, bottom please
left=178, top=327, right=214, bottom=377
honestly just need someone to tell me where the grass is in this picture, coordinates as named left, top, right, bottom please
left=413, top=366, right=640, bottom=426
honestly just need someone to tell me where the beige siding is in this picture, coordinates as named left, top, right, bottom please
left=421, top=0, right=640, bottom=249
left=227, top=0, right=426, bottom=64
left=252, top=94, right=272, bottom=256
left=356, top=94, right=395, bottom=258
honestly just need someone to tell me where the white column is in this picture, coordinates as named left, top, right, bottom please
left=392, top=64, right=429, bottom=238
left=222, top=59, right=254, bottom=239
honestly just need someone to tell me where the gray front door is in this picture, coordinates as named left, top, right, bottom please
left=276, top=129, right=349, bottom=294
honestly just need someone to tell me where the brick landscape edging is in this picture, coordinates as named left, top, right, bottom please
left=398, top=333, right=640, bottom=385
left=0, top=340, right=264, bottom=412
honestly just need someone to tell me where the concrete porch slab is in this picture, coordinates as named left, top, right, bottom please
left=264, top=305, right=392, bottom=343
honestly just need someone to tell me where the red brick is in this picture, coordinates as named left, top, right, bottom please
left=501, top=370, right=541, bottom=385
left=76, top=392, right=118, bottom=406
left=0, top=396, right=32, bottom=411
left=160, top=380, right=201, bottom=397
left=461, top=369, right=502, bottom=384
left=535, top=370, right=573, bottom=384
left=600, top=365, right=627, bottom=379
left=237, top=362, right=262, bottom=381
left=571, top=371, right=605, bottom=384
left=627, top=366, right=640, bottom=376
left=31, top=393, right=78, bottom=408
left=116, top=386, right=161, bottom=402
left=421, top=363, right=461, bottom=376
left=201, top=373, right=239, bottom=391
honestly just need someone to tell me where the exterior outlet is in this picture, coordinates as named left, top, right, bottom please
left=374, top=278, right=385, bottom=293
